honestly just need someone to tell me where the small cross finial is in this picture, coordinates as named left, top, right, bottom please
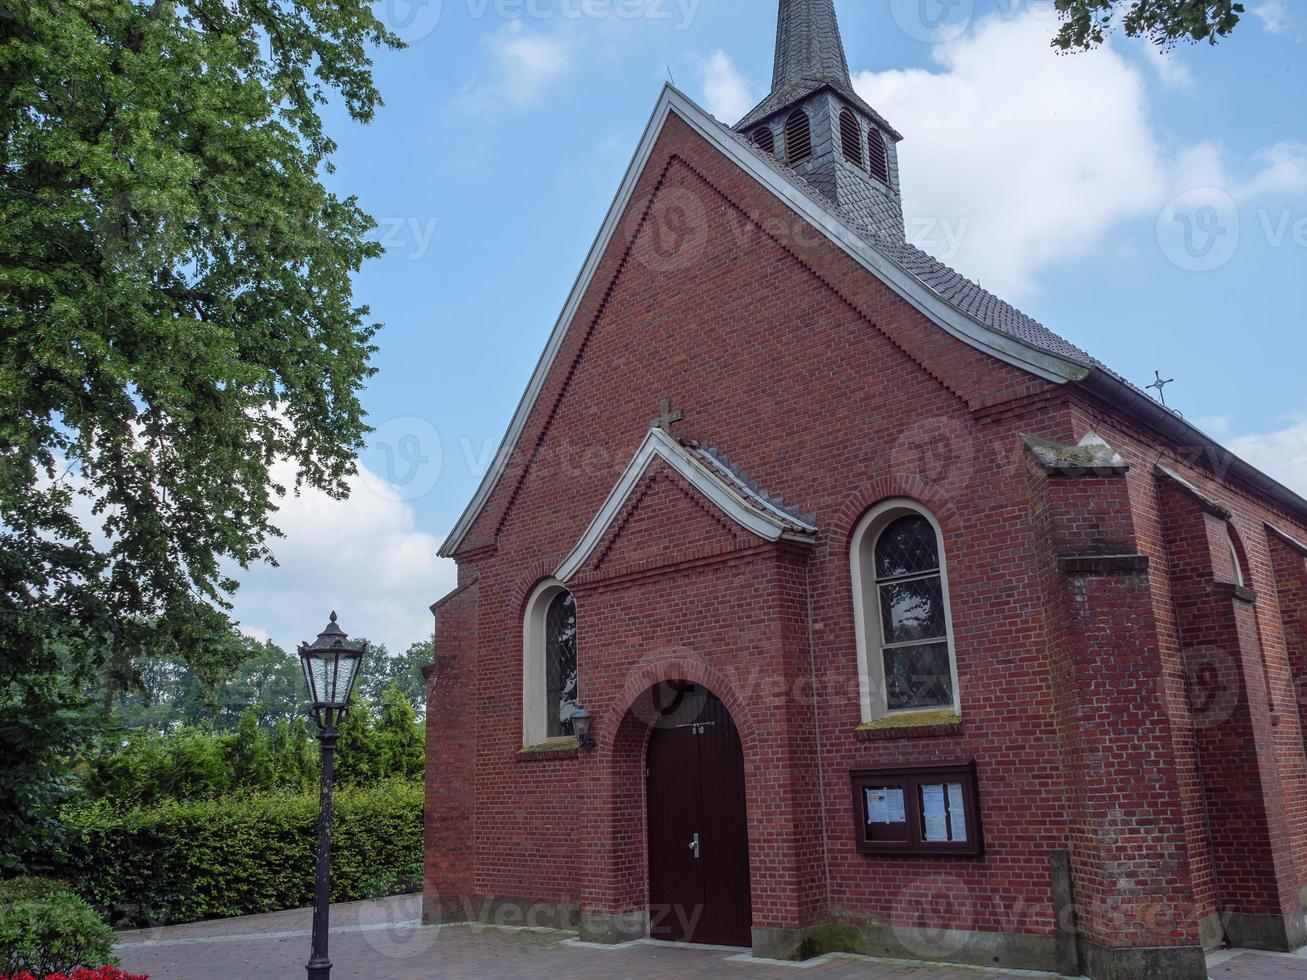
left=652, top=397, right=684, bottom=433
left=1146, top=371, right=1175, bottom=407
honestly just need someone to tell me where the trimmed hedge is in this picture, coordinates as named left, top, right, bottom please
left=51, top=781, right=422, bottom=928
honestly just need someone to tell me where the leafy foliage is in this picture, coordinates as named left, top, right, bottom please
left=0, top=673, right=98, bottom=873
left=80, top=690, right=422, bottom=806
left=0, top=0, right=399, bottom=868
left=0, top=881, right=119, bottom=977
left=112, top=637, right=309, bottom=732
left=334, top=684, right=424, bottom=785
left=1053, top=0, right=1244, bottom=50
left=355, top=637, right=432, bottom=715
left=53, top=781, right=423, bottom=928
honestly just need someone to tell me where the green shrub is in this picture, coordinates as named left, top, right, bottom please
left=0, top=879, right=118, bottom=976
left=0, top=877, right=68, bottom=904
left=54, top=780, right=423, bottom=928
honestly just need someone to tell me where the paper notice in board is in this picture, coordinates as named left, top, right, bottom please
left=865, top=787, right=905, bottom=825
left=921, top=784, right=948, bottom=841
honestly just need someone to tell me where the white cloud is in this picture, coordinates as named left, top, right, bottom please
left=848, top=12, right=1307, bottom=299
left=1241, top=142, right=1307, bottom=199
left=1252, top=2, right=1291, bottom=34
left=693, top=50, right=756, bottom=123
left=852, top=13, right=1167, bottom=297
left=228, top=458, right=456, bottom=656
left=1228, top=418, right=1307, bottom=499
left=1140, top=42, right=1194, bottom=89
left=460, top=21, right=576, bottom=111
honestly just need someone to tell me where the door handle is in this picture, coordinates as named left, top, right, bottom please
left=689, top=833, right=701, bottom=859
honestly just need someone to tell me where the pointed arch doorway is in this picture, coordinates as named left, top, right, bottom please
left=646, top=684, right=753, bottom=947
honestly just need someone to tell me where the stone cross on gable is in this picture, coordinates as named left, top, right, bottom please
left=651, top=397, right=684, bottom=433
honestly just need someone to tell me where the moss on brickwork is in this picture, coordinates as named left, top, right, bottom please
left=517, top=737, right=579, bottom=755
left=855, top=709, right=961, bottom=732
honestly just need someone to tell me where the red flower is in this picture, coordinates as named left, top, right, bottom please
left=0, top=968, right=147, bottom=980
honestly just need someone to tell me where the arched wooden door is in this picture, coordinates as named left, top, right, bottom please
left=646, top=687, right=752, bottom=947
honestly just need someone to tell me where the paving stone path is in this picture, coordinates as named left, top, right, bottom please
left=116, top=895, right=1307, bottom=979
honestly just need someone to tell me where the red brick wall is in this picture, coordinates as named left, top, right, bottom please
left=424, top=581, right=479, bottom=918
left=424, top=111, right=1307, bottom=958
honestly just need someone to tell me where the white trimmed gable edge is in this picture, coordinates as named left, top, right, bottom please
left=438, top=85, right=1092, bottom=559
left=553, top=427, right=816, bottom=583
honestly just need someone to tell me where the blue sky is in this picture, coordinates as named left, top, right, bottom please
left=231, top=0, right=1307, bottom=654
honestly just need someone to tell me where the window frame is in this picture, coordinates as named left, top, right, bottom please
left=839, top=108, right=863, bottom=167
left=522, top=578, right=578, bottom=746
left=850, top=761, right=983, bottom=857
left=850, top=500, right=961, bottom=723
left=867, top=128, right=891, bottom=186
left=784, top=108, right=812, bottom=165
left=751, top=126, right=776, bottom=156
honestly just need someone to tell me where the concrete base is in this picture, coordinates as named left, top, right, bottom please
left=1225, top=907, right=1307, bottom=951
left=422, top=895, right=579, bottom=931
left=750, top=926, right=804, bottom=961
left=579, top=910, right=649, bottom=945
left=1077, top=939, right=1208, bottom=980
left=1198, top=912, right=1226, bottom=951
left=788, top=917, right=1063, bottom=973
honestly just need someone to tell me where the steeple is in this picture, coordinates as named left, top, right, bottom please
left=772, top=0, right=851, bottom=90
left=735, top=0, right=905, bottom=241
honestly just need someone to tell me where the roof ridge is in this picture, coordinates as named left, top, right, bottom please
left=693, top=440, right=818, bottom=530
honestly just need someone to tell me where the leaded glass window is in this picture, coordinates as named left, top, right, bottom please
left=874, top=515, right=953, bottom=711
left=545, top=591, right=579, bottom=738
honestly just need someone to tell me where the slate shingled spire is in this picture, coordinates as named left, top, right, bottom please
left=772, top=0, right=851, bottom=89
left=736, top=0, right=906, bottom=240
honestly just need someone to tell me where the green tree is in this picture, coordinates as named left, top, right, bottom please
left=356, top=636, right=431, bottom=715
left=0, top=0, right=399, bottom=864
left=227, top=708, right=275, bottom=791
left=374, top=682, right=424, bottom=780
left=1053, top=0, right=1244, bottom=50
left=334, top=697, right=379, bottom=786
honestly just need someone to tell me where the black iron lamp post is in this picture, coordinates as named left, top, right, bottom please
left=298, top=611, right=366, bottom=980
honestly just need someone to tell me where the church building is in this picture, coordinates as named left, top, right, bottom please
left=422, top=3, right=1307, bottom=977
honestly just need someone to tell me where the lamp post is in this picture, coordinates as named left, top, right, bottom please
left=298, top=611, right=366, bottom=980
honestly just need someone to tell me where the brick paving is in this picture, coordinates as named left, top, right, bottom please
left=116, top=895, right=1305, bottom=980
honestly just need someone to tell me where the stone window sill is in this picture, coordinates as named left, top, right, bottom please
left=855, top=710, right=963, bottom=741
left=517, top=737, right=579, bottom=760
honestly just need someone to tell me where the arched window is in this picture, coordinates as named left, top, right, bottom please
left=785, top=109, right=812, bottom=165
left=868, top=128, right=891, bottom=185
left=1226, top=527, right=1246, bottom=588
left=850, top=501, right=959, bottom=721
left=523, top=580, right=580, bottom=744
left=751, top=126, right=775, bottom=155
left=839, top=109, right=863, bottom=167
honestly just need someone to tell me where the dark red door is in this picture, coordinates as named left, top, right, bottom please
left=647, top=691, right=752, bottom=947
